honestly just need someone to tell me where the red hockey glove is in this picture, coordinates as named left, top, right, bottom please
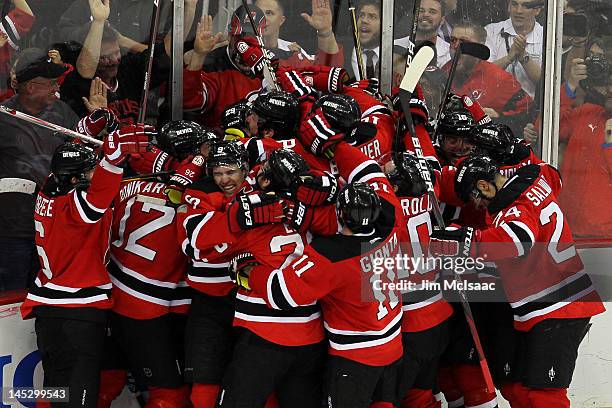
left=429, top=226, right=479, bottom=258
left=229, top=252, right=259, bottom=291
left=235, top=36, right=267, bottom=78
left=283, top=200, right=314, bottom=234
left=348, top=78, right=380, bottom=97
left=277, top=69, right=315, bottom=100
left=76, top=108, right=119, bottom=139
left=299, top=108, right=345, bottom=156
left=291, top=170, right=339, bottom=206
left=103, top=124, right=153, bottom=166
left=228, top=192, right=286, bottom=232
left=128, top=145, right=173, bottom=175
left=461, top=95, right=491, bottom=126
left=300, top=65, right=349, bottom=93
left=164, top=154, right=206, bottom=205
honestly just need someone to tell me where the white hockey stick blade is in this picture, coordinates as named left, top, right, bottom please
left=400, top=45, right=435, bottom=94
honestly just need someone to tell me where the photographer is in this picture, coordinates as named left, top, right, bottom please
left=558, top=35, right=612, bottom=239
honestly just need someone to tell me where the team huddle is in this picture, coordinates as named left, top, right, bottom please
left=21, top=31, right=605, bottom=408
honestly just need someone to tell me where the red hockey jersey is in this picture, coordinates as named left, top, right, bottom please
left=177, top=177, right=238, bottom=296
left=250, top=143, right=406, bottom=366
left=229, top=225, right=326, bottom=346
left=22, top=158, right=123, bottom=319
left=475, top=163, right=605, bottom=331
left=109, top=180, right=191, bottom=319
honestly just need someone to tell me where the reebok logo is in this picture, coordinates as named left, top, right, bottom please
left=237, top=41, right=249, bottom=54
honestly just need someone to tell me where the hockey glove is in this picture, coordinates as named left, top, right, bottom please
left=128, top=145, right=173, bottom=175
left=277, top=69, right=316, bottom=100
left=301, top=65, right=349, bottom=93
left=349, top=78, right=380, bottom=97
left=299, top=108, right=345, bottom=156
left=429, top=226, right=479, bottom=258
left=391, top=83, right=429, bottom=125
left=291, top=170, right=339, bottom=206
left=461, top=95, right=491, bottom=126
left=76, top=108, right=119, bottom=139
left=228, top=192, right=286, bottom=232
left=103, top=124, right=153, bottom=166
left=283, top=200, right=314, bottom=234
left=164, top=154, right=206, bottom=205
left=229, top=252, right=259, bottom=291
left=235, top=36, right=267, bottom=78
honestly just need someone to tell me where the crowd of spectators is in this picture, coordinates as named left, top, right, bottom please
left=0, top=0, right=609, bottom=281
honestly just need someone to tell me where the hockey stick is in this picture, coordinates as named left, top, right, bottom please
left=121, top=170, right=174, bottom=183
left=395, top=45, right=444, bottom=228
left=396, top=46, right=496, bottom=394
left=347, top=0, right=366, bottom=80
left=137, top=0, right=162, bottom=125
left=0, top=105, right=103, bottom=146
left=404, top=0, right=421, bottom=66
left=239, top=0, right=280, bottom=91
left=431, top=41, right=490, bottom=141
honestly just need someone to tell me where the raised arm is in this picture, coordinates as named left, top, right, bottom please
left=301, top=0, right=339, bottom=55
left=76, top=0, right=110, bottom=79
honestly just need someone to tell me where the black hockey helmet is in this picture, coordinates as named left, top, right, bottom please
left=312, top=93, right=361, bottom=133
left=454, top=155, right=499, bottom=203
left=252, top=91, right=300, bottom=138
left=469, top=122, right=520, bottom=163
left=259, top=149, right=309, bottom=192
left=206, top=140, right=249, bottom=174
left=221, top=100, right=252, bottom=132
left=437, top=107, right=475, bottom=140
left=381, top=151, right=432, bottom=197
left=51, top=142, right=98, bottom=193
left=337, top=182, right=381, bottom=233
left=158, top=120, right=217, bottom=160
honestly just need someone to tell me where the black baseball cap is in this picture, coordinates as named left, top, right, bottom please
left=229, top=5, right=266, bottom=37
left=15, top=48, right=68, bottom=84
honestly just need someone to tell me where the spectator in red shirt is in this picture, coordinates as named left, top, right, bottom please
left=445, top=20, right=534, bottom=137
left=558, top=52, right=612, bottom=239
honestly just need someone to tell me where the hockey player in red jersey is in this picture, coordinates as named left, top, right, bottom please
left=100, top=127, right=209, bottom=408
left=214, top=149, right=339, bottom=407
left=431, top=155, right=606, bottom=408
left=21, top=126, right=149, bottom=408
left=379, top=151, right=453, bottom=408
left=176, top=141, right=250, bottom=407
left=238, top=141, right=407, bottom=408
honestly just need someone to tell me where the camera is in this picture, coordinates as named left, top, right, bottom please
left=585, top=54, right=610, bottom=86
